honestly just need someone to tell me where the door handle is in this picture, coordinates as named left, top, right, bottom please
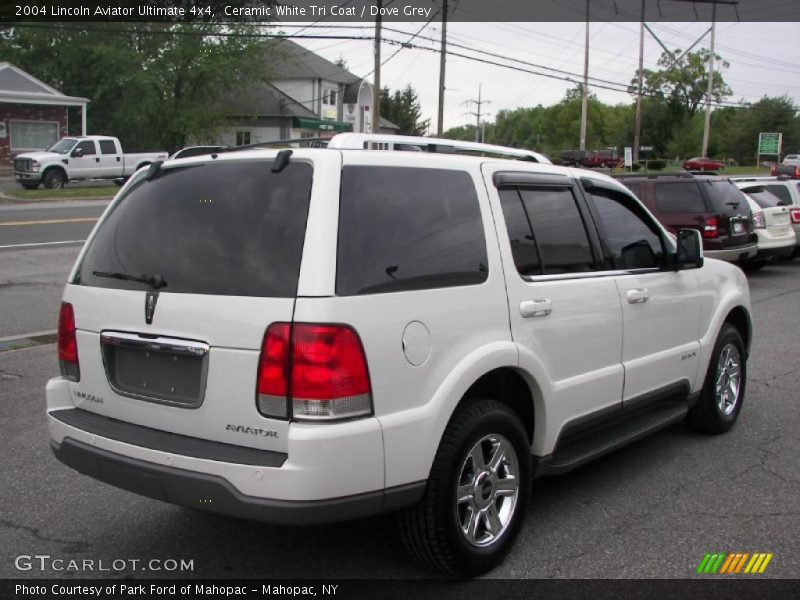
left=520, top=298, right=552, bottom=318
left=626, top=288, right=649, bottom=304
left=95, top=157, right=100, bottom=163
left=116, top=156, right=121, bottom=162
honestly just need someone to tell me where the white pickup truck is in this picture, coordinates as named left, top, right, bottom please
left=13, top=135, right=168, bottom=190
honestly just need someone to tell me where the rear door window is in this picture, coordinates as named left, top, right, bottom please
left=336, top=166, right=488, bottom=295
left=75, top=160, right=313, bottom=298
left=653, top=182, right=706, bottom=213
left=517, top=187, right=596, bottom=275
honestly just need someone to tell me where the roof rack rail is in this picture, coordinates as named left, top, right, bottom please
left=327, top=133, right=551, bottom=164
left=615, top=172, right=698, bottom=179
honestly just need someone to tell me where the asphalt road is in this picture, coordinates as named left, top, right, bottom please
left=0, top=240, right=798, bottom=579
left=0, top=201, right=106, bottom=338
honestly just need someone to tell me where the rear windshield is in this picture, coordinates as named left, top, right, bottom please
left=743, top=188, right=784, bottom=209
left=75, top=160, right=312, bottom=297
left=703, top=180, right=747, bottom=213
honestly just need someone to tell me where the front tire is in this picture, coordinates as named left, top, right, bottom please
left=42, top=169, right=66, bottom=189
left=398, top=398, right=530, bottom=577
left=687, top=323, right=746, bottom=434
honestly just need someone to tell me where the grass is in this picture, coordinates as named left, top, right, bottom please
left=4, top=186, right=118, bottom=200
left=630, top=165, right=772, bottom=176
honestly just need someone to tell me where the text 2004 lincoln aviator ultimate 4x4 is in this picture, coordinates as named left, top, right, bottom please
left=47, top=133, right=752, bottom=576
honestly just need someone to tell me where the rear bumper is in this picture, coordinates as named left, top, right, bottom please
left=705, top=243, right=757, bottom=262
left=51, top=437, right=423, bottom=525
left=46, top=377, right=416, bottom=524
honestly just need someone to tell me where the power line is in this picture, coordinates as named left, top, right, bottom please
left=7, top=22, right=798, bottom=112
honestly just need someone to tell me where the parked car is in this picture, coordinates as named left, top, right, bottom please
left=13, top=136, right=168, bottom=190
left=618, top=173, right=757, bottom=263
left=739, top=190, right=796, bottom=270
left=170, top=145, right=226, bottom=160
left=682, top=157, right=725, bottom=171
left=47, top=133, right=751, bottom=576
left=771, top=158, right=800, bottom=178
left=732, top=176, right=800, bottom=257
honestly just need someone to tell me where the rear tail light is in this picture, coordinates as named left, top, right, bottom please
left=257, top=323, right=372, bottom=422
left=752, top=211, right=766, bottom=229
left=790, top=208, right=800, bottom=224
left=703, top=216, right=719, bottom=238
left=770, top=164, right=777, bottom=176
left=795, top=166, right=800, bottom=179
left=57, top=302, right=80, bottom=381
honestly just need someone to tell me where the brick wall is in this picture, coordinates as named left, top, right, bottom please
left=0, top=104, right=68, bottom=167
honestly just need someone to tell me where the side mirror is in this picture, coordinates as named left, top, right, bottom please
left=71, top=147, right=83, bottom=158
left=675, top=228, right=704, bottom=270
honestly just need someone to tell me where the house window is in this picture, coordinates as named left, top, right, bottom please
left=323, top=89, right=337, bottom=106
left=10, top=121, right=58, bottom=150
left=236, top=131, right=251, bottom=146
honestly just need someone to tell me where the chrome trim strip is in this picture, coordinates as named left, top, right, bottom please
left=100, top=331, right=209, bottom=357
left=522, top=268, right=661, bottom=283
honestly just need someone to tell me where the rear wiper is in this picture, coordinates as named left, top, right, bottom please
left=93, top=270, right=167, bottom=289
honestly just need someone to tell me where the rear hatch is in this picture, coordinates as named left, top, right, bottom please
left=700, top=179, right=754, bottom=247
left=745, top=187, right=792, bottom=234
left=62, top=156, right=315, bottom=453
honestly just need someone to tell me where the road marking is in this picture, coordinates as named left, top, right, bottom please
left=0, top=239, right=86, bottom=250
left=0, top=217, right=98, bottom=227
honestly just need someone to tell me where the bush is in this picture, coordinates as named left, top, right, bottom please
left=631, top=162, right=642, bottom=171
left=647, top=159, right=666, bottom=170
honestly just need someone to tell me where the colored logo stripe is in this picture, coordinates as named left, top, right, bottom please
left=697, top=552, right=773, bottom=574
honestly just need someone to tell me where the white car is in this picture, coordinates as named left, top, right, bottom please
left=47, top=134, right=752, bottom=576
left=739, top=190, right=796, bottom=269
left=782, top=154, right=800, bottom=165
left=732, top=177, right=800, bottom=258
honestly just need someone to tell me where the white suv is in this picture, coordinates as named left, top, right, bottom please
left=47, top=134, right=752, bottom=576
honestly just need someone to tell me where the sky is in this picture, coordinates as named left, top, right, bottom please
left=281, top=20, right=800, bottom=132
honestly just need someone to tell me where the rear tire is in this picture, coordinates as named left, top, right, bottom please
left=687, top=323, right=746, bottom=434
left=398, top=398, right=530, bottom=577
left=42, top=169, right=66, bottom=190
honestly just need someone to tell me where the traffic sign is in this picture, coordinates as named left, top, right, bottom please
left=758, top=132, right=782, bottom=156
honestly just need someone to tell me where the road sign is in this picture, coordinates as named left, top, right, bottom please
left=640, top=145, right=653, bottom=152
left=758, top=132, right=782, bottom=156
left=624, top=147, right=633, bottom=167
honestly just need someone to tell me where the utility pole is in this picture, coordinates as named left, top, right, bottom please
left=372, top=0, right=382, bottom=133
left=465, top=84, right=491, bottom=142
left=633, top=0, right=645, bottom=164
left=579, top=0, right=589, bottom=151
left=701, top=2, right=717, bottom=157
left=437, top=0, right=448, bottom=136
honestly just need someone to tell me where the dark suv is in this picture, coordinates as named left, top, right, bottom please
left=617, top=173, right=757, bottom=263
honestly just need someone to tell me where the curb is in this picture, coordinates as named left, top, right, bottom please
left=0, top=191, right=114, bottom=204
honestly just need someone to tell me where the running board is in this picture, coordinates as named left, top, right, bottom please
left=537, top=402, right=689, bottom=477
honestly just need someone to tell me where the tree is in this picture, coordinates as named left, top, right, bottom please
left=380, top=84, right=430, bottom=136
left=630, top=49, right=731, bottom=120
left=0, top=23, right=268, bottom=151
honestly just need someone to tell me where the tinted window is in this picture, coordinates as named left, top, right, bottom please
left=587, top=189, right=664, bottom=270
left=99, top=140, right=117, bottom=154
left=499, top=188, right=540, bottom=276
left=75, top=140, right=96, bottom=156
left=519, top=187, right=595, bottom=275
left=654, top=182, right=705, bottom=213
left=743, top=188, right=783, bottom=209
left=761, top=184, right=792, bottom=206
left=76, top=161, right=312, bottom=297
left=337, top=167, right=488, bottom=295
left=704, top=180, right=746, bottom=212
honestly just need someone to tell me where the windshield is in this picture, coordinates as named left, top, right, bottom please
left=75, top=159, right=313, bottom=298
left=47, top=138, right=78, bottom=154
left=744, top=188, right=784, bottom=209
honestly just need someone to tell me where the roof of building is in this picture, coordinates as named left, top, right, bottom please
left=266, top=40, right=361, bottom=85
left=0, top=62, right=89, bottom=106
left=224, top=80, right=318, bottom=119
